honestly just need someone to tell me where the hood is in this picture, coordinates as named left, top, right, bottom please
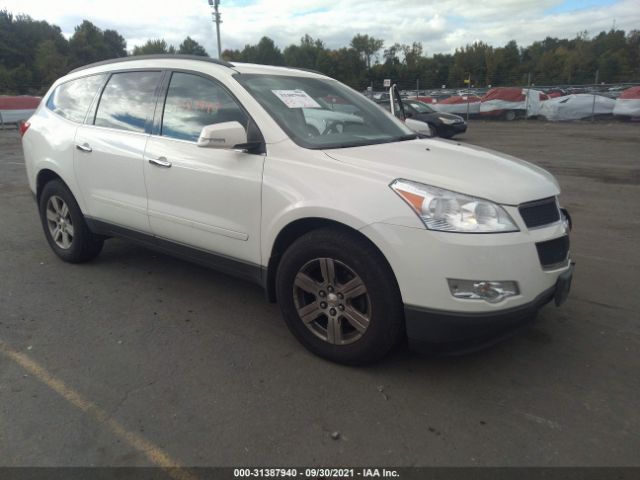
left=324, top=139, right=559, bottom=205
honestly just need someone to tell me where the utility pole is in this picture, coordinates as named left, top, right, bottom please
left=591, top=69, right=599, bottom=122
left=208, top=0, right=222, bottom=58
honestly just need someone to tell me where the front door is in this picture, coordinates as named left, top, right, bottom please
left=143, top=71, right=264, bottom=265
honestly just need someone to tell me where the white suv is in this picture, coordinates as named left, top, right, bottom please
left=22, top=55, right=573, bottom=364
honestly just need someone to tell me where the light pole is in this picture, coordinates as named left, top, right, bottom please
left=207, top=0, right=222, bottom=58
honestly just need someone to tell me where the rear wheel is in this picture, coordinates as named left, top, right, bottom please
left=39, top=180, right=104, bottom=263
left=276, top=227, right=404, bottom=365
left=504, top=110, right=517, bottom=121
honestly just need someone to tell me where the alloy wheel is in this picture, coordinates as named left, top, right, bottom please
left=46, top=195, right=74, bottom=249
left=292, top=257, right=372, bottom=345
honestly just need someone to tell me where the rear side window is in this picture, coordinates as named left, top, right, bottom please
left=161, top=72, right=248, bottom=142
left=94, top=71, right=162, bottom=133
left=46, top=74, right=106, bottom=123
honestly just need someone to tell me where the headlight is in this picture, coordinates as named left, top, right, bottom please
left=390, top=179, right=519, bottom=233
left=438, top=116, right=460, bottom=125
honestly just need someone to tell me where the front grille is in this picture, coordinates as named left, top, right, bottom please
left=519, top=197, right=560, bottom=229
left=536, top=235, right=570, bottom=269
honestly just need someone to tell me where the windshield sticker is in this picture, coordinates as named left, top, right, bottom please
left=272, top=89, right=321, bottom=109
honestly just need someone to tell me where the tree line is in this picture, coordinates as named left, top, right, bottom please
left=1, top=8, right=639, bottom=96
left=223, top=31, right=640, bottom=89
left=0, top=10, right=209, bottom=94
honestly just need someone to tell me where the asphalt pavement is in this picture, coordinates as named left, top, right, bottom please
left=0, top=121, right=638, bottom=469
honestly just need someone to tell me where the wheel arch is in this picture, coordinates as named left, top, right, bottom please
left=36, top=168, right=66, bottom=202
left=264, top=217, right=399, bottom=303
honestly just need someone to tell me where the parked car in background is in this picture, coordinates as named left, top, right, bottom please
left=403, top=99, right=467, bottom=138
left=539, top=94, right=616, bottom=121
left=480, top=87, right=547, bottom=120
left=22, top=55, right=573, bottom=365
left=613, top=86, right=640, bottom=119
left=431, top=95, right=482, bottom=116
left=378, top=98, right=467, bottom=138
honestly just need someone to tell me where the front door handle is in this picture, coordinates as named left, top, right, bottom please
left=147, top=156, right=172, bottom=168
left=76, top=143, right=92, bottom=152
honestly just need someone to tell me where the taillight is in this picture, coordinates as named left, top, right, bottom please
left=19, top=121, right=31, bottom=137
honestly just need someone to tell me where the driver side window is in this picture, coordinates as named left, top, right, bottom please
left=161, top=72, right=247, bottom=142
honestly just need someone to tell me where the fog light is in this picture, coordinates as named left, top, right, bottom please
left=447, top=279, right=519, bottom=304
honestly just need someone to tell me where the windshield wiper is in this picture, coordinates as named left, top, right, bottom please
left=395, top=133, right=419, bottom=141
left=321, top=134, right=418, bottom=150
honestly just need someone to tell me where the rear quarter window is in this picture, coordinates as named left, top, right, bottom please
left=46, top=74, right=107, bottom=123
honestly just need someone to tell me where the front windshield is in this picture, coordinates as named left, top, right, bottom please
left=235, top=74, right=415, bottom=149
left=406, top=100, right=435, bottom=114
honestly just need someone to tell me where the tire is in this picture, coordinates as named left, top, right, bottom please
left=275, top=227, right=404, bottom=365
left=39, top=179, right=104, bottom=263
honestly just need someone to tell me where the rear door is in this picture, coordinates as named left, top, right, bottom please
left=74, top=70, right=163, bottom=233
left=143, top=71, right=265, bottom=266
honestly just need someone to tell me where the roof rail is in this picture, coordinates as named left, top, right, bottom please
left=69, top=54, right=234, bottom=74
left=286, top=66, right=325, bottom=76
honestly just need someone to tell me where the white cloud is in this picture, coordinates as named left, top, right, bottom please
left=1, top=0, right=638, bottom=57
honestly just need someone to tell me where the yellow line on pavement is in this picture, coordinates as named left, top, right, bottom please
left=0, top=339, right=198, bottom=480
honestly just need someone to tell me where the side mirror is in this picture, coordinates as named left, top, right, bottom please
left=197, top=121, right=247, bottom=149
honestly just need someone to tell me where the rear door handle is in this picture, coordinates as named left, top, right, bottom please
left=147, top=156, right=172, bottom=168
left=76, top=143, right=92, bottom=152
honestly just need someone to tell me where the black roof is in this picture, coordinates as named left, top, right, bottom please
left=69, top=54, right=234, bottom=74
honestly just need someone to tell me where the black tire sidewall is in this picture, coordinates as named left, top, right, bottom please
left=276, top=229, right=403, bottom=365
left=38, top=180, right=102, bottom=263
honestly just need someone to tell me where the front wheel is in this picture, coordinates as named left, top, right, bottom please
left=275, top=228, right=404, bottom=365
left=39, top=180, right=104, bottom=263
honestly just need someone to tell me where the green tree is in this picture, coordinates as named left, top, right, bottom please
left=221, top=48, right=241, bottom=62
left=0, top=9, right=69, bottom=92
left=283, top=35, right=325, bottom=70
left=132, top=39, right=175, bottom=55
left=178, top=36, right=208, bottom=56
left=103, top=29, right=127, bottom=58
left=350, top=34, right=384, bottom=70
left=235, top=37, right=284, bottom=65
left=34, top=39, right=68, bottom=88
left=68, top=20, right=110, bottom=67
left=2, top=7, right=640, bottom=95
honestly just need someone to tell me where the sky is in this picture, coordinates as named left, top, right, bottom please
left=1, top=0, right=638, bottom=58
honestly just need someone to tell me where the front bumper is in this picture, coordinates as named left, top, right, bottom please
left=359, top=220, right=573, bottom=349
left=442, top=122, right=467, bottom=135
left=405, top=264, right=573, bottom=350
